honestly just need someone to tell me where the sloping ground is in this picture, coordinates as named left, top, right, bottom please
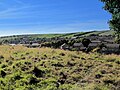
left=0, top=30, right=112, bottom=40
left=99, top=30, right=114, bottom=36
left=0, top=45, right=119, bottom=90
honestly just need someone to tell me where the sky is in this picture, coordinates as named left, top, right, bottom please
left=0, top=0, right=111, bottom=36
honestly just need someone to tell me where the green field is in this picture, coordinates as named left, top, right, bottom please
left=0, top=45, right=119, bottom=90
left=0, top=30, right=113, bottom=41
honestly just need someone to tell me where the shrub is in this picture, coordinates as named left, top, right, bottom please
left=82, top=38, right=91, bottom=48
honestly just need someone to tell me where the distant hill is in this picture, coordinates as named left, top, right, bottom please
left=0, top=30, right=113, bottom=39
left=0, top=30, right=114, bottom=44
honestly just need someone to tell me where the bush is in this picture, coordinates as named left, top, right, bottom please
left=82, top=38, right=91, bottom=48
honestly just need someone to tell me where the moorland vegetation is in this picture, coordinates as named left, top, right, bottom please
left=0, top=45, right=119, bottom=90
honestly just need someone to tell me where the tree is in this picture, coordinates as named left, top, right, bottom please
left=82, top=38, right=91, bottom=48
left=100, top=0, right=120, bottom=43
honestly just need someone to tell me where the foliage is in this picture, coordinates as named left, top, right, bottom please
left=100, top=0, right=120, bottom=42
left=68, top=40, right=76, bottom=46
left=82, top=38, right=91, bottom=48
left=41, top=40, right=69, bottom=48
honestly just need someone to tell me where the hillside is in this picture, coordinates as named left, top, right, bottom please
left=0, top=30, right=113, bottom=41
left=0, top=45, right=119, bottom=90
left=0, top=30, right=114, bottom=45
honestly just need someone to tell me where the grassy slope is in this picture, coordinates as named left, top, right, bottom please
left=0, top=30, right=113, bottom=41
left=0, top=45, right=119, bottom=90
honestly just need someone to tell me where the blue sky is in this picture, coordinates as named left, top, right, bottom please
left=0, top=0, right=111, bottom=36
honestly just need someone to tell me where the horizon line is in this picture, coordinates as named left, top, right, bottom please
left=0, top=29, right=110, bottom=37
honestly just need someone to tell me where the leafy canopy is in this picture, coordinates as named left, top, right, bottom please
left=100, top=0, right=120, bottom=42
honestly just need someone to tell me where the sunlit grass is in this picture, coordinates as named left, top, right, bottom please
left=0, top=45, right=119, bottom=90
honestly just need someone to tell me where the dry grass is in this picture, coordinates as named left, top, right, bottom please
left=0, top=45, right=119, bottom=90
